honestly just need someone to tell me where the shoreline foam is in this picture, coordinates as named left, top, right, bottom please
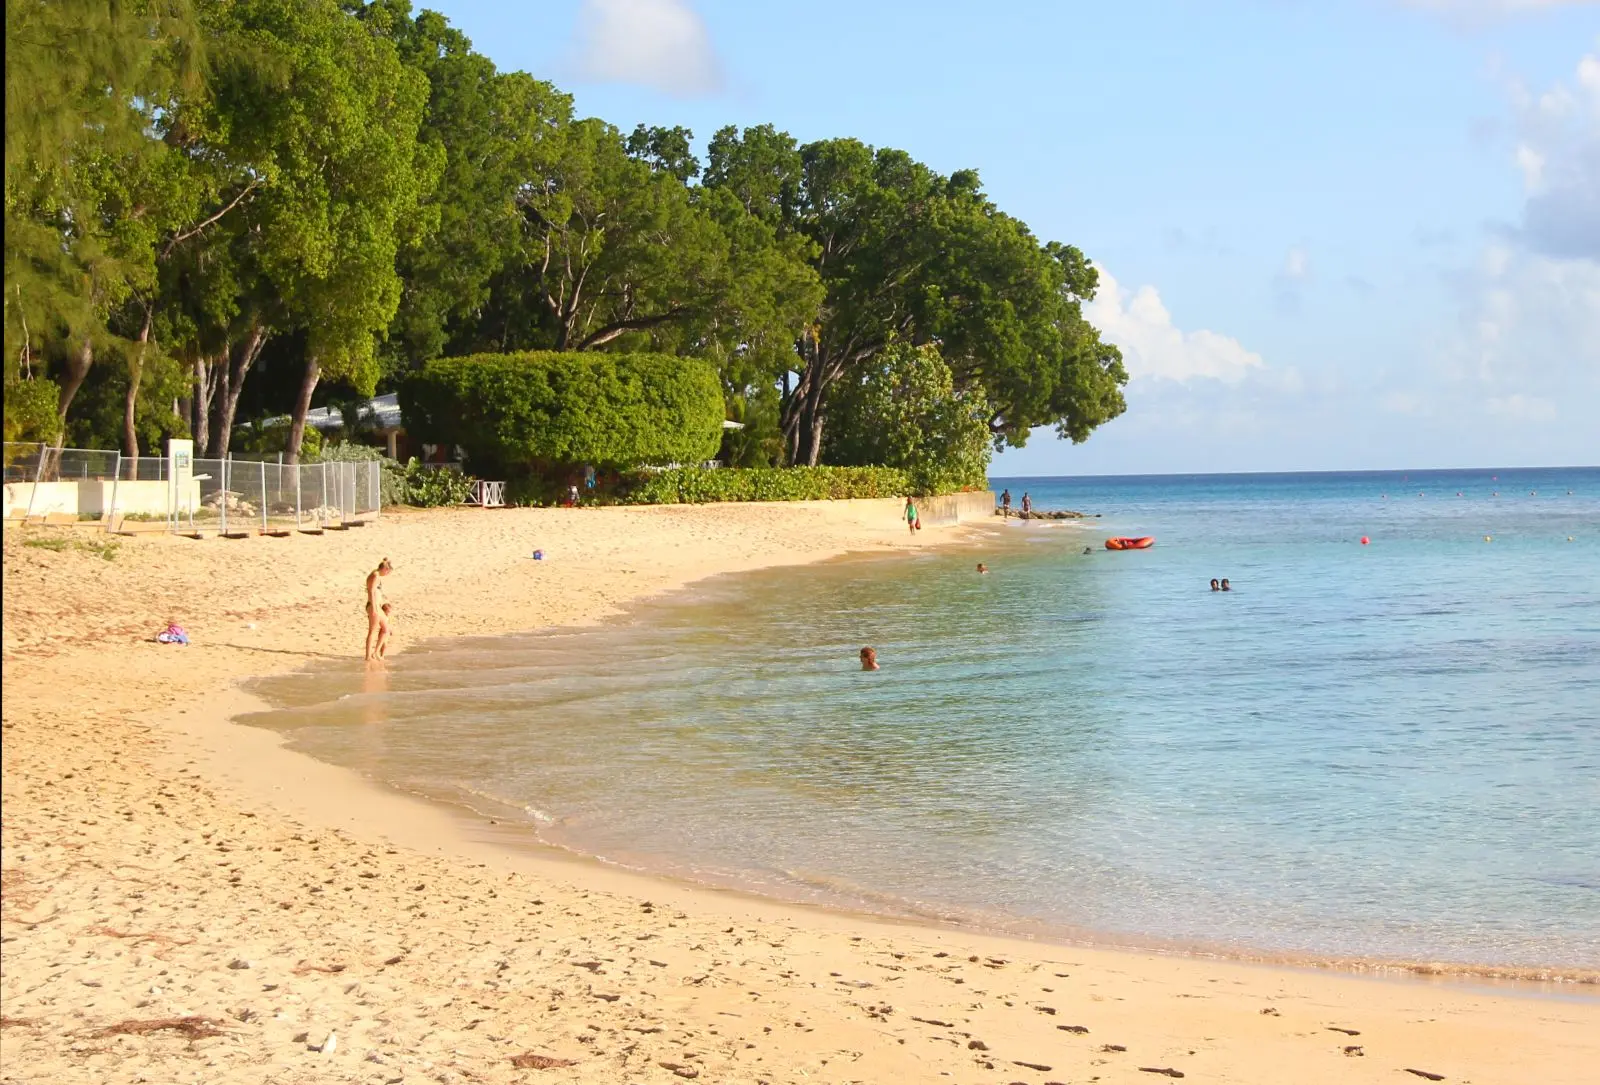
left=5, top=502, right=1598, bottom=1084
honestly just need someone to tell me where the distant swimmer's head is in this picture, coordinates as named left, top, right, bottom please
left=859, top=646, right=879, bottom=671
left=1221, top=578, right=1231, bottom=591
left=1210, top=579, right=1220, bottom=591
left=977, top=563, right=988, bottom=574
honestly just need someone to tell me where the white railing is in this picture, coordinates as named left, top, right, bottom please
left=469, top=479, right=506, bottom=508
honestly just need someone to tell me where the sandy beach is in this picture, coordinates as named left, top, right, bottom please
left=3, top=501, right=1596, bottom=1085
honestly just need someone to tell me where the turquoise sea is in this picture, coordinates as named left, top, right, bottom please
left=248, top=467, right=1600, bottom=972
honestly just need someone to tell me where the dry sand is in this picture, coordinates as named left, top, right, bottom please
left=2, top=501, right=1595, bottom=1085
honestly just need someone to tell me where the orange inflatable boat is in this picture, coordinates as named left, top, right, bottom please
left=1104, top=536, right=1155, bottom=551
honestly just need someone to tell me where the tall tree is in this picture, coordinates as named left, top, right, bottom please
left=473, top=118, right=820, bottom=366
left=4, top=0, right=199, bottom=448
left=171, top=0, right=439, bottom=462
left=352, top=1, right=570, bottom=373
left=703, top=128, right=1127, bottom=465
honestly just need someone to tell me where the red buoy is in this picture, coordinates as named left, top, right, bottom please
left=1360, top=536, right=1370, bottom=545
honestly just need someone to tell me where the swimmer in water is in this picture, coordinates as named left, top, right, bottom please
left=1220, top=578, right=1232, bottom=592
left=977, top=563, right=988, bottom=574
left=859, top=646, right=879, bottom=671
left=1210, top=578, right=1220, bottom=591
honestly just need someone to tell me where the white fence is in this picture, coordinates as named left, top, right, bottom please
left=3, top=443, right=380, bottom=535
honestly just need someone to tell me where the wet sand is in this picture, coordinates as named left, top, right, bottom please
left=3, top=502, right=1596, bottom=1084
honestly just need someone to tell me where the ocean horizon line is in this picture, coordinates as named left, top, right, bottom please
left=989, top=464, right=1599, bottom=482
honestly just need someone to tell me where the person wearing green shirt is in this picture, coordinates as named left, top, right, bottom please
left=904, top=497, right=919, bottom=533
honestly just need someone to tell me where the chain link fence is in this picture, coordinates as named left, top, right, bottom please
left=3, top=442, right=379, bottom=534
left=190, top=457, right=380, bottom=535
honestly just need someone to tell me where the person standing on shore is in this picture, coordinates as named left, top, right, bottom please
left=1000, top=489, right=1012, bottom=517
left=364, top=558, right=393, bottom=661
left=905, top=497, right=919, bottom=534
left=1021, top=492, right=1032, bottom=515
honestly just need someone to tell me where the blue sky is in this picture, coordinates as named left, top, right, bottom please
left=426, top=0, right=1598, bottom=473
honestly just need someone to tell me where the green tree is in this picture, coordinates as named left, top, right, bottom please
left=4, top=0, right=199, bottom=448
left=351, top=1, right=571, bottom=372
left=824, top=342, right=991, bottom=494
left=625, top=124, right=700, bottom=183
left=703, top=129, right=1128, bottom=465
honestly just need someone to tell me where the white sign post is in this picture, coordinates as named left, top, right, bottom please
left=167, top=438, right=194, bottom=534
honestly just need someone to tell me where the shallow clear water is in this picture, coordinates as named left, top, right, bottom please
left=247, top=468, right=1600, bottom=969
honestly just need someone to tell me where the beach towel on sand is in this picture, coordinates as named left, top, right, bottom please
left=156, top=623, right=189, bottom=645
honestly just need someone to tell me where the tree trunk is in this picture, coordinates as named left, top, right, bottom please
left=779, top=355, right=833, bottom=467
left=285, top=355, right=321, bottom=465
left=122, top=315, right=152, bottom=477
left=193, top=355, right=215, bottom=456
left=212, top=325, right=266, bottom=459
left=54, top=338, right=94, bottom=452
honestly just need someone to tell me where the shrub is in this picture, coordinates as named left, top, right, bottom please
left=619, top=465, right=915, bottom=504
left=400, top=459, right=474, bottom=507
left=313, top=440, right=406, bottom=507
left=312, top=441, right=474, bottom=507
left=400, top=351, right=724, bottom=475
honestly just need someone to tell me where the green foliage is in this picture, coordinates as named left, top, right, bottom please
left=398, top=458, right=474, bottom=506
left=233, top=418, right=322, bottom=460
left=824, top=343, right=991, bottom=496
left=355, top=3, right=571, bottom=371
left=308, top=440, right=472, bottom=506
left=311, top=439, right=405, bottom=505
left=718, top=382, right=785, bottom=468
left=621, top=466, right=914, bottom=505
left=400, top=351, right=724, bottom=473
left=702, top=129, right=1128, bottom=464
left=7, top=1, right=1126, bottom=473
left=60, top=341, right=189, bottom=449
left=3, top=377, right=62, bottom=443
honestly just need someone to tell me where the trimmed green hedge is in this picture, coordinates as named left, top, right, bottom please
left=621, top=465, right=914, bottom=504
left=399, top=351, right=724, bottom=472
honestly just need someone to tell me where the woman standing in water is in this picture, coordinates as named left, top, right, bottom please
left=365, top=558, right=393, bottom=661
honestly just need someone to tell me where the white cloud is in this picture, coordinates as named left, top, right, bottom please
left=1503, top=43, right=1600, bottom=259
left=1086, top=267, right=1265, bottom=384
left=570, top=0, right=723, bottom=97
left=1423, top=45, right=1600, bottom=430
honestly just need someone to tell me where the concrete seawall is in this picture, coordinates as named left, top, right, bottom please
left=917, top=490, right=994, bottom=527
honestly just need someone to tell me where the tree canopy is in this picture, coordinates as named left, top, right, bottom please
left=5, top=0, right=1127, bottom=479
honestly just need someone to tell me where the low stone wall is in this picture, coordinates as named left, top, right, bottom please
left=917, top=490, right=995, bottom=527
left=3, top=479, right=201, bottom=519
